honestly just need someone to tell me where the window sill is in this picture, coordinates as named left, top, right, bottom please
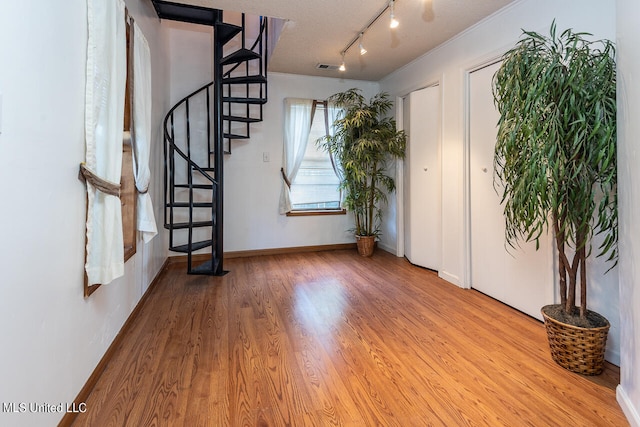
left=286, top=209, right=347, bottom=217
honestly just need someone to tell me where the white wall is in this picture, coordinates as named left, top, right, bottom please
left=167, top=21, right=213, bottom=105
left=380, top=0, right=621, bottom=364
left=616, top=0, right=640, bottom=424
left=0, top=1, right=169, bottom=425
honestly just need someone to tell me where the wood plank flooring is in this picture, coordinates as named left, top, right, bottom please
left=70, top=250, right=627, bottom=426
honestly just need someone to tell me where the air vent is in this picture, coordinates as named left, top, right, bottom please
left=316, top=63, right=340, bottom=71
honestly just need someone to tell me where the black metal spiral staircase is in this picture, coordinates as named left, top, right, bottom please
left=153, top=1, right=269, bottom=275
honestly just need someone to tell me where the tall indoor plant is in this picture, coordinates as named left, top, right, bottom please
left=492, top=22, right=617, bottom=375
left=319, top=88, right=406, bottom=256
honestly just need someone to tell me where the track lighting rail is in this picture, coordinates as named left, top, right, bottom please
left=339, top=0, right=398, bottom=58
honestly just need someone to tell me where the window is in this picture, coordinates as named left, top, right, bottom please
left=290, top=103, right=341, bottom=211
left=85, top=16, right=136, bottom=296
left=280, top=99, right=345, bottom=215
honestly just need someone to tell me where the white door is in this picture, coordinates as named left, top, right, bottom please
left=469, top=62, right=553, bottom=320
left=405, top=85, right=441, bottom=271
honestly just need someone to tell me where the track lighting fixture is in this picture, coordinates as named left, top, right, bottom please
left=337, top=1, right=400, bottom=72
left=389, top=0, right=399, bottom=29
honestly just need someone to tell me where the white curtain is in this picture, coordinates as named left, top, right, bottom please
left=279, top=98, right=314, bottom=214
left=84, top=0, right=126, bottom=285
left=132, top=22, right=158, bottom=243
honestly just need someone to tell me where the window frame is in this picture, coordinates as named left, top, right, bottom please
left=286, top=100, right=345, bottom=216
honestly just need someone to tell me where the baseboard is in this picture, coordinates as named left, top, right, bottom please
left=168, top=243, right=357, bottom=265
left=376, top=241, right=398, bottom=256
left=439, top=270, right=461, bottom=287
left=617, top=385, right=640, bottom=427
left=57, top=258, right=170, bottom=427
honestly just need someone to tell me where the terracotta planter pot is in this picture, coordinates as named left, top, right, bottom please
left=355, top=235, right=376, bottom=257
left=541, top=304, right=610, bottom=376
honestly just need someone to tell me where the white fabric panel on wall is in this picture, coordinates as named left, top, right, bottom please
left=84, top=0, right=126, bottom=285
left=132, top=22, right=158, bottom=243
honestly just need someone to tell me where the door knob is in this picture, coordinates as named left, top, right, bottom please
left=423, top=167, right=428, bottom=171
left=482, top=167, right=488, bottom=173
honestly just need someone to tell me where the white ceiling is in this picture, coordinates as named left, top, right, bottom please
left=173, top=0, right=515, bottom=81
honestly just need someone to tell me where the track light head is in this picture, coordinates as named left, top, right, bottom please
left=389, top=0, right=399, bottom=28
left=390, top=15, right=399, bottom=28
left=358, top=33, right=367, bottom=55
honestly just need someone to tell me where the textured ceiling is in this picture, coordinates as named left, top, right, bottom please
left=171, top=0, right=515, bottom=81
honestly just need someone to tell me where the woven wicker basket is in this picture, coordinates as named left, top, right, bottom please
left=356, top=235, right=376, bottom=257
left=541, top=305, right=610, bottom=376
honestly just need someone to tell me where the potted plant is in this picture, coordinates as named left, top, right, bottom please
left=492, top=22, right=617, bottom=375
left=319, top=88, right=407, bottom=256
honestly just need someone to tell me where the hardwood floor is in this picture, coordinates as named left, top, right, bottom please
left=70, top=250, right=627, bottom=426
